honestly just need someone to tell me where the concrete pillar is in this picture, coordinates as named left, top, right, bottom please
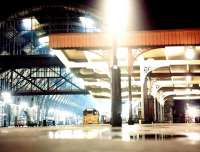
left=164, top=101, right=173, bottom=123
left=140, top=62, right=145, bottom=122
left=162, top=106, right=165, bottom=121
left=111, top=37, right=122, bottom=127
left=141, top=84, right=145, bottom=121
left=37, top=103, right=40, bottom=122
left=111, top=67, right=122, bottom=127
left=7, top=105, right=11, bottom=126
left=142, top=78, right=154, bottom=123
left=160, top=105, right=164, bottom=122
left=141, top=80, right=147, bottom=123
left=154, top=98, right=157, bottom=122
left=128, top=48, right=134, bottom=125
left=157, top=102, right=160, bottom=122
left=128, top=75, right=134, bottom=125
left=160, top=105, right=162, bottom=121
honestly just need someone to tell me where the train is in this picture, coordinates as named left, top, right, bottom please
left=83, top=108, right=99, bottom=125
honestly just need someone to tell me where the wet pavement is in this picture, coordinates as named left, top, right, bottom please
left=0, top=123, right=200, bottom=152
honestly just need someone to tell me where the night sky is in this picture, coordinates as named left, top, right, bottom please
left=1, top=0, right=200, bottom=30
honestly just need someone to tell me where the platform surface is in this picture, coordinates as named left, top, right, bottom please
left=0, top=123, right=200, bottom=152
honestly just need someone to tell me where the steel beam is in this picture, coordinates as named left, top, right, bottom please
left=158, top=86, right=200, bottom=92
left=0, top=67, right=88, bottom=96
left=0, top=55, right=64, bottom=69
left=149, top=72, right=200, bottom=77
left=13, top=70, right=45, bottom=92
left=12, top=90, right=89, bottom=96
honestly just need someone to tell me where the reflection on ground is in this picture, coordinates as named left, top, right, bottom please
left=47, top=124, right=200, bottom=141
left=1, top=123, right=200, bottom=152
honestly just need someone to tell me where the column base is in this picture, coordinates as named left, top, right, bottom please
left=128, top=118, right=134, bottom=125
left=111, top=115, right=122, bottom=127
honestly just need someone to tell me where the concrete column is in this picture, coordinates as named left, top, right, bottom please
left=160, top=105, right=164, bottom=122
left=160, top=105, right=162, bottom=121
left=37, top=103, right=41, bottom=122
left=141, top=84, right=145, bottom=121
left=128, top=48, right=134, bottom=125
left=142, top=78, right=152, bottom=123
left=128, top=74, right=134, bottom=124
left=7, top=105, right=11, bottom=126
left=164, top=101, right=173, bottom=123
left=154, top=98, right=157, bottom=122
left=157, top=102, right=160, bottom=122
left=162, top=106, right=165, bottom=121
left=111, top=37, right=122, bottom=127
left=111, top=67, right=122, bottom=127
left=140, top=62, right=145, bottom=122
left=141, top=80, right=147, bottom=123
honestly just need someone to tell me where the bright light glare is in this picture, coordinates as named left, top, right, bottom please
left=186, top=75, right=192, bottom=82
left=186, top=133, right=200, bottom=141
left=84, top=51, right=110, bottom=74
left=106, top=0, right=130, bottom=33
left=50, top=49, right=56, bottom=56
left=186, top=88, right=191, bottom=92
left=49, top=108, right=55, bottom=113
left=80, top=17, right=95, bottom=29
left=65, top=67, right=71, bottom=73
left=113, top=65, right=118, bottom=69
left=174, top=96, right=200, bottom=100
left=22, top=18, right=39, bottom=30
left=122, top=101, right=129, bottom=119
left=185, top=47, right=195, bottom=59
left=48, top=130, right=98, bottom=139
left=186, top=106, right=199, bottom=118
left=92, top=62, right=109, bottom=74
left=165, top=46, right=184, bottom=57
left=1, top=92, right=12, bottom=103
left=39, top=36, right=49, bottom=44
left=76, top=78, right=85, bottom=89
left=32, top=105, right=38, bottom=110
left=22, top=18, right=32, bottom=30
left=84, top=81, right=110, bottom=89
left=21, top=102, right=28, bottom=108
left=117, top=48, right=128, bottom=59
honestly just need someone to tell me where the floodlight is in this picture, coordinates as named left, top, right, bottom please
left=106, top=0, right=130, bottom=34
left=186, top=106, right=198, bottom=118
left=79, top=17, right=95, bottom=29
left=38, top=36, right=49, bottom=45
left=1, top=91, right=12, bottom=103
left=185, top=47, right=195, bottom=59
left=22, top=18, right=32, bottom=30
left=21, top=102, right=28, bottom=108
left=186, top=75, right=192, bottom=82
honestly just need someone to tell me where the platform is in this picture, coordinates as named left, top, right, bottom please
left=0, top=123, right=200, bottom=152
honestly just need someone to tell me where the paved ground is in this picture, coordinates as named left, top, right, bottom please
left=0, top=123, right=200, bottom=152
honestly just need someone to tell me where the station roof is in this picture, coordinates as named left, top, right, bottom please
left=1, top=0, right=200, bottom=104
left=1, top=0, right=200, bottom=30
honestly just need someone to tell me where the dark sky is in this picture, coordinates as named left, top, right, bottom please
left=1, top=0, right=200, bottom=30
